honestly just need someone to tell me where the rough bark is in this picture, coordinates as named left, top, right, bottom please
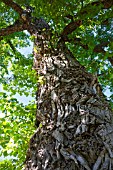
left=24, top=27, right=113, bottom=170
left=0, top=1, right=113, bottom=169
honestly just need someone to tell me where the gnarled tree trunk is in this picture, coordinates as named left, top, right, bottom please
left=24, top=20, right=113, bottom=170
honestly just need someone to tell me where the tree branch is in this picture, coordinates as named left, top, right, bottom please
left=62, top=35, right=113, bottom=66
left=61, top=0, right=113, bottom=65
left=93, top=42, right=109, bottom=53
left=1, top=0, right=23, bottom=15
left=0, top=21, right=26, bottom=37
left=6, top=39, right=16, bottom=53
left=93, top=42, right=113, bottom=66
left=108, top=57, right=113, bottom=65
left=75, top=39, right=113, bottom=66
left=62, top=0, right=113, bottom=38
left=0, top=1, right=34, bottom=37
left=0, top=0, right=25, bottom=37
left=61, top=20, right=82, bottom=40
left=78, top=0, right=113, bottom=16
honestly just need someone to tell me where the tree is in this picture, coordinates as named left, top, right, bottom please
left=0, top=0, right=113, bottom=169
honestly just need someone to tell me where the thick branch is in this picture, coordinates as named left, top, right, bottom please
left=61, top=20, right=82, bottom=39
left=62, top=0, right=113, bottom=38
left=61, top=0, right=113, bottom=65
left=1, top=0, right=23, bottom=15
left=0, top=21, right=26, bottom=37
left=0, top=0, right=26, bottom=37
left=0, top=1, right=34, bottom=37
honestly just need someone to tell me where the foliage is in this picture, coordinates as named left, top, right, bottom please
left=0, top=20, right=36, bottom=167
left=0, top=0, right=113, bottom=169
left=0, top=92, right=36, bottom=168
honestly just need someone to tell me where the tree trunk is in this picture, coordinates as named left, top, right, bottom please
left=24, top=22, right=113, bottom=170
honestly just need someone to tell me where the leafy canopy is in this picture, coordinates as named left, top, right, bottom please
left=0, top=0, right=113, bottom=169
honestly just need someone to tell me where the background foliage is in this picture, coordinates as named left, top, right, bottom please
left=0, top=0, right=113, bottom=169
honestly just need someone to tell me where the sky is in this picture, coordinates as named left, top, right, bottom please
left=15, top=42, right=34, bottom=105
left=0, top=43, right=34, bottom=161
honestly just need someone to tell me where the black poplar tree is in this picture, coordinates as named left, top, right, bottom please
left=0, top=0, right=113, bottom=169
